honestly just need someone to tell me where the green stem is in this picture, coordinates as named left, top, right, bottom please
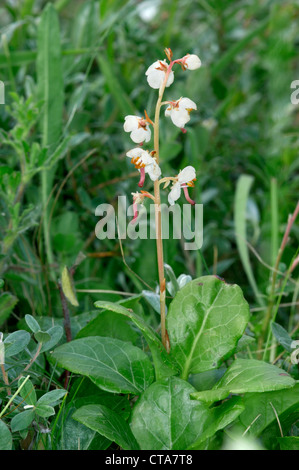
left=153, top=61, right=176, bottom=351
left=0, top=375, right=30, bottom=419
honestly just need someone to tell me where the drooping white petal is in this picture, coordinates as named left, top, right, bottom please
left=168, top=182, right=181, bottom=205
left=169, top=108, right=190, bottom=128
left=177, top=166, right=196, bottom=184
left=124, top=115, right=140, bottom=132
left=130, top=127, right=151, bottom=143
left=146, top=161, right=161, bottom=181
left=184, top=54, right=201, bottom=70
left=145, top=60, right=174, bottom=89
left=165, top=97, right=197, bottom=128
left=124, top=115, right=151, bottom=143
left=127, top=149, right=161, bottom=181
left=165, top=106, right=172, bottom=117
left=179, top=97, right=197, bottom=112
left=126, top=147, right=143, bottom=159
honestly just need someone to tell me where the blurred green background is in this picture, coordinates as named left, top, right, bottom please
left=0, top=0, right=298, bottom=328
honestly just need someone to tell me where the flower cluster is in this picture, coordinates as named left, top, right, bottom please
left=123, top=49, right=201, bottom=221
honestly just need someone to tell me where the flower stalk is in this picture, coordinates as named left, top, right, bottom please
left=123, top=49, right=201, bottom=351
left=152, top=62, right=175, bottom=351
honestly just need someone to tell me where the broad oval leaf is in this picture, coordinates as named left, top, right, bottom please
left=73, top=404, right=139, bottom=450
left=52, top=336, right=154, bottom=394
left=11, top=410, right=35, bottom=433
left=130, top=376, right=243, bottom=450
left=4, top=330, right=31, bottom=357
left=191, top=359, right=296, bottom=403
left=0, top=420, right=12, bottom=450
left=238, top=383, right=299, bottom=437
left=94, top=301, right=178, bottom=379
left=167, top=275, right=250, bottom=378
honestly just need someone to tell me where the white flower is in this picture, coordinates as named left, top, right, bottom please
left=127, top=148, right=161, bottom=186
left=168, top=166, right=196, bottom=205
left=165, top=97, right=197, bottom=128
left=145, top=59, right=174, bottom=89
left=124, top=115, right=151, bottom=144
left=182, top=54, right=201, bottom=70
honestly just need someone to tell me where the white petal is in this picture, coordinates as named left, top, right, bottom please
left=146, top=162, right=161, bottom=181
left=179, top=97, right=197, bottom=111
left=126, top=147, right=145, bottom=159
left=178, top=166, right=196, bottom=184
left=129, top=128, right=146, bottom=143
left=145, top=60, right=173, bottom=89
left=124, top=115, right=140, bottom=132
left=146, top=69, right=165, bottom=89
left=165, top=71, right=174, bottom=87
left=170, top=108, right=190, bottom=128
left=168, top=182, right=181, bottom=205
left=140, top=152, right=155, bottom=166
left=145, top=60, right=166, bottom=75
left=165, top=106, right=172, bottom=117
left=185, top=54, right=201, bottom=70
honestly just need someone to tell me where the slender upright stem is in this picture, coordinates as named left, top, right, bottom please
left=153, top=62, right=174, bottom=351
left=258, top=200, right=299, bottom=358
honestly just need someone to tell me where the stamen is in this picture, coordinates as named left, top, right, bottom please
left=132, top=201, right=138, bottom=224
left=183, top=185, right=195, bottom=205
left=138, top=167, right=146, bottom=187
left=181, top=128, right=187, bottom=134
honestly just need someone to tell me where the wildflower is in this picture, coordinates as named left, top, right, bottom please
left=126, top=148, right=161, bottom=187
left=181, top=53, right=201, bottom=70
left=131, top=190, right=153, bottom=223
left=145, top=59, right=174, bottom=89
left=165, top=97, right=197, bottom=129
left=168, top=166, right=196, bottom=205
left=124, top=115, right=151, bottom=144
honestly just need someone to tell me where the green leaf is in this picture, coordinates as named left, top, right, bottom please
left=238, top=383, right=299, bottom=437
left=52, top=336, right=154, bottom=394
left=4, top=330, right=31, bottom=357
left=37, top=2, right=64, bottom=270
left=164, top=263, right=180, bottom=296
left=40, top=325, right=63, bottom=353
left=77, top=309, right=140, bottom=345
left=271, top=322, right=293, bottom=352
left=97, top=52, right=135, bottom=115
left=25, top=314, right=40, bottom=333
left=61, top=266, right=79, bottom=307
left=35, top=404, right=55, bottom=418
left=0, top=292, right=18, bottom=327
left=18, top=377, right=37, bottom=406
left=37, top=2, right=64, bottom=150
left=234, top=175, right=264, bottom=306
left=187, top=397, right=245, bottom=450
left=37, top=389, right=67, bottom=406
left=34, top=330, right=51, bottom=344
left=142, top=290, right=161, bottom=315
left=73, top=404, right=139, bottom=450
left=0, top=420, right=12, bottom=450
left=11, top=410, right=35, bottom=432
left=166, top=276, right=250, bottom=378
left=94, top=301, right=178, bottom=379
left=58, top=379, right=125, bottom=450
left=191, top=359, right=295, bottom=403
left=278, top=437, right=299, bottom=450
left=130, top=376, right=240, bottom=451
